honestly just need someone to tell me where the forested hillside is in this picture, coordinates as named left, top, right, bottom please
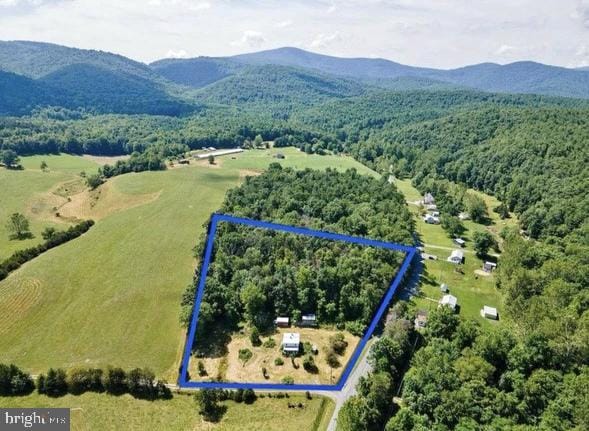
left=182, top=165, right=413, bottom=337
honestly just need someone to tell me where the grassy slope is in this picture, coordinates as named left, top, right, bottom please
left=0, top=391, right=334, bottom=431
left=0, top=155, right=99, bottom=260
left=0, top=149, right=375, bottom=379
left=395, top=179, right=513, bottom=324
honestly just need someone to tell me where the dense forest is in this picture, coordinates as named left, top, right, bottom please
left=181, top=165, right=413, bottom=338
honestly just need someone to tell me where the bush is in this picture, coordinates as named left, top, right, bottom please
left=329, top=333, right=348, bottom=355
left=282, top=376, right=294, bottom=385
left=103, top=367, right=127, bottom=395
left=238, top=349, right=253, bottom=366
left=263, top=337, right=276, bottom=348
left=197, top=360, right=207, bottom=377
left=67, top=368, right=104, bottom=395
left=243, top=388, right=256, bottom=404
left=0, top=364, right=34, bottom=396
left=274, top=357, right=284, bottom=366
left=303, top=355, right=318, bottom=373
left=345, top=321, right=365, bottom=337
left=326, top=351, right=340, bottom=368
left=127, top=368, right=156, bottom=399
left=38, top=368, right=67, bottom=397
left=250, top=327, right=261, bottom=346
left=234, top=388, right=244, bottom=403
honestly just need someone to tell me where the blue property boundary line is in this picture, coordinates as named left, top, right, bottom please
left=179, top=213, right=417, bottom=391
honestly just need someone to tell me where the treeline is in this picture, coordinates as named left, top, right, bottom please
left=0, top=220, right=94, bottom=281
left=0, top=363, right=171, bottom=400
left=181, top=165, right=414, bottom=340
left=0, top=107, right=329, bottom=157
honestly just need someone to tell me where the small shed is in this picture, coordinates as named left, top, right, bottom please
left=299, top=314, right=317, bottom=327
left=483, top=261, right=497, bottom=272
left=425, top=204, right=438, bottom=211
left=458, top=212, right=470, bottom=221
left=275, top=153, right=285, bottom=159
left=447, top=250, right=464, bottom=264
left=453, top=238, right=466, bottom=248
left=440, top=283, right=449, bottom=293
left=281, top=332, right=300, bottom=353
left=414, top=310, right=428, bottom=329
left=275, top=317, right=289, bottom=327
left=439, top=294, right=458, bottom=311
left=481, top=306, right=498, bottom=320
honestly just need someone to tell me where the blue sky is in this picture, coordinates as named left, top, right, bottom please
left=0, top=0, right=588, bottom=68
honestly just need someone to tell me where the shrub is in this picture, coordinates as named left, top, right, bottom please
left=263, top=337, right=276, bottom=348
left=250, top=327, right=261, bottom=346
left=274, top=357, right=284, bottom=366
left=262, top=367, right=268, bottom=379
left=326, top=351, right=340, bottom=368
left=329, top=333, right=348, bottom=355
left=282, top=376, right=294, bottom=385
left=0, top=364, right=34, bottom=396
left=127, top=368, right=156, bottom=399
left=303, top=355, right=318, bottom=373
left=197, top=360, right=207, bottom=377
left=234, top=388, right=244, bottom=403
left=238, top=349, right=253, bottom=366
left=67, top=368, right=104, bottom=395
left=345, top=321, right=365, bottom=337
left=38, top=368, right=68, bottom=397
left=103, top=367, right=127, bottom=395
left=243, top=388, right=256, bottom=404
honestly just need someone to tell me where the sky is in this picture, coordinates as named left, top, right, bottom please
left=0, top=0, right=588, bottom=69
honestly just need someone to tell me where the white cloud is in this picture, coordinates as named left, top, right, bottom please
left=165, top=49, right=189, bottom=58
left=310, top=32, right=341, bottom=49
left=231, top=30, right=266, bottom=48
left=495, top=44, right=518, bottom=56
left=274, top=19, right=292, bottom=28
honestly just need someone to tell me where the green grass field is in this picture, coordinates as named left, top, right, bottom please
left=0, top=391, right=334, bottom=431
left=0, top=155, right=100, bottom=260
left=0, top=149, right=376, bottom=380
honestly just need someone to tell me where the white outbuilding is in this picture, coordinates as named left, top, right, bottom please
left=281, top=332, right=300, bottom=353
left=481, top=306, right=498, bottom=320
left=447, top=249, right=464, bottom=264
left=439, top=294, right=458, bottom=312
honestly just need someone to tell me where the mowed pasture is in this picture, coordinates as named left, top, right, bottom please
left=0, top=149, right=377, bottom=380
left=0, top=154, right=99, bottom=260
left=0, top=391, right=334, bottom=431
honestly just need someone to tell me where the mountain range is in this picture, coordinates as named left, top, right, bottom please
left=1, top=41, right=589, bottom=116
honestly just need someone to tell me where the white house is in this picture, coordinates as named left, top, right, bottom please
left=447, top=249, right=464, bottom=264
left=281, top=332, right=300, bottom=354
left=481, top=306, right=498, bottom=320
left=423, top=214, right=440, bottom=224
left=439, top=294, right=458, bottom=311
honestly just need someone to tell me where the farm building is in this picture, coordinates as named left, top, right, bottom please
left=414, top=310, right=428, bottom=329
left=481, top=306, right=498, bottom=320
left=483, top=261, right=497, bottom=272
left=299, top=314, right=317, bottom=327
left=453, top=238, right=466, bottom=247
left=275, top=317, right=289, bottom=327
left=439, top=294, right=458, bottom=312
left=440, top=283, right=449, bottom=293
left=447, top=250, right=464, bottom=264
left=281, top=333, right=300, bottom=354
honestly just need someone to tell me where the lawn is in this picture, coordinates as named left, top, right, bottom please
left=0, top=155, right=100, bottom=260
left=0, top=391, right=334, bottom=431
left=0, top=149, right=376, bottom=380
